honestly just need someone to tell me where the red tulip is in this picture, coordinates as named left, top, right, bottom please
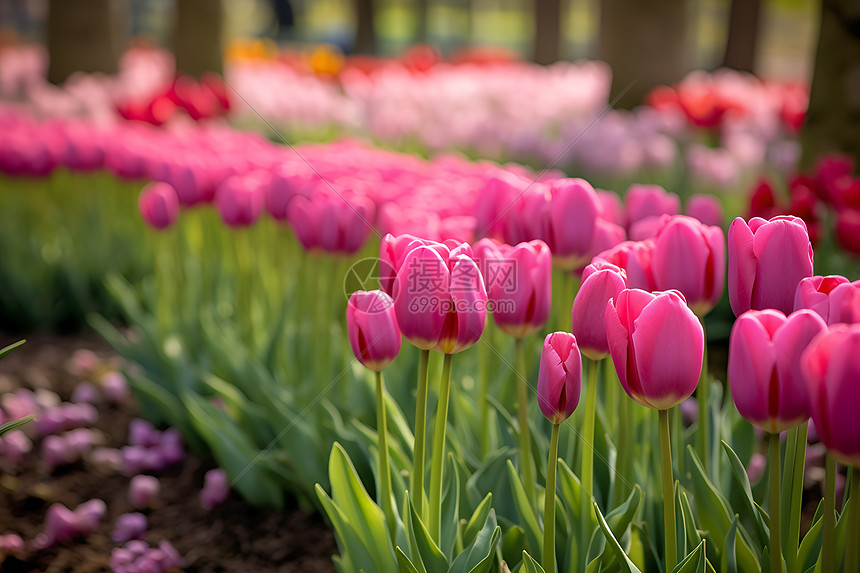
left=138, top=182, right=179, bottom=231
left=393, top=244, right=487, bottom=354
left=347, top=290, right=402, bottom=371
left=537, top=332, right=582, bottom=423
left=605, top=289, right=703, bottom=410
left=729, top=309, right=827, bottom=433
left=802, top=324, right=860, bottom=465
left=727, top=215, right=814, bottom=316
left=572, top=261, right=628, bottom=360
left=652, top=215, right=725, bottom=316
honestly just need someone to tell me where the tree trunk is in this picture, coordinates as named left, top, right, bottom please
left=354, top=0, right=376, bottom=54
left=174, top=0, right=224, bottom=78
left=533, top=0, right=562, bottom=65
left=599, top=0, right=689, bottom=109
left=47, top=0, right=122, bottom=84
left=722, top=0, right=761, bottom=74
left=801, top=0, right=860, bottom=168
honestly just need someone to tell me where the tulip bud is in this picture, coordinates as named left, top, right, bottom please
left=214, top=174, right=266, bottom=228
left=537, top=332, right=582, bottom=423
left=625, top=184, right=680, bottom=228
left=200, top=468, right=230, bottom=509
left=729, top=309, right=826, bottom=433
left=605, top=289, right=703, bottom=410
left=593, top=240, right=656, bottom=291
left=546, top=178, right=602, bottom=270
left=393, top=244, right=487, bottom=354
left=728, top=216, right=814, bottom=316
left=652, top=215, right=725, bottom=317
left=473, top=238, right=551, bottom=338
left=138, top=182, right=179, bottom=231
left=346, top=290, right=402, bottom=371
left=802, top=325, right=860, bottom=466
left=572, top=262, right=628, bottom=360
left=129, top=475, right=161, bottom=509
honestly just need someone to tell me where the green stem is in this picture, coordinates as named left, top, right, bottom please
left=785, top=422, right=807, bottom=573
left=412, top=348, right=430, bottom=520
left=582, top=359, right=598, bottom=500
left=515, top=338, right=536, bottom=505
left=479, top=337, right=491, bottom=457
left=428, top=352, right=453, bottom=543
left=769, top=432, right=783, bottom=573
left=697, top=319, right=709, bottom=472
left=376, top=371, right=396, bottom=541
left=846, top=467, right=860, bottom=573
left=659, top=409, right=677, bottom=572
left=543, top=423, right=561, bottom=573
left=821, top=455, right=835, bottom=573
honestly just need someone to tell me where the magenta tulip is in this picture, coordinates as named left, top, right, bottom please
left=593, top=240, right=656, bottom=291
left=346, top=290, right=402, bottom=371
left=686, top=193, right=723, bottom=228
left=652, top=215, right=725, bottom=316
left=572, top=261, right=628, bottom=360
left=795, top=276, right=860, bottom=326
left=537, top=332, right=582, bottom=423
left=288, top=191, right=375, bottom=255
left=379, top=233, right=447, bottom=296
left=473, top=238, right=551, bottom=338
left=597, top=189, right=627, bottom=227
left=393, top=244, right=487, bottom=354
left=802, top=325, right=860, bottom=465
left=605, top=289, right=703, bottom=410
left=729, top=309, right=827, bottom=433
left=546, top=178, right=601, bottom=270
left=214, top=174, right=266, bottom=228
left=625, top=184, right=680, bottom=228
left=728, top=215, right=814, bottom=316
left=200, top=468, right=230, bottom=509
left=138, top=182, right=179, bottom=231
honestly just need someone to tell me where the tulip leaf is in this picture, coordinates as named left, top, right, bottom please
left=0, top=339, right=24, bottom=361
left=606, top=484, right=642, bottom=541
left=673, top=540, right=707, bottom=573
left=396, top=547, right=422, bottom=573
left=449, top=509, right=500, bottom=573
left=679, top=490, right=703, bottom=555
left=406, top=497, right=448, bottom=573
left=721, top=440, right=768, bottom=546
left=592, top=501, right=642, bottom=573
left=520, top=551, right=546, bottom=573
left=441, top=454, right=461, bottom=560
left=721, top=515, right=739, bottom=573
left=317, top=483, right=381, bottom=573
left=326, top=443, right=398, bottom=572
left=0, top=415, right=33, bottom=436
left=796, top=500, right=823, bottom=573
left=506, top=459, right=542, bottom=556
left=462, top=493, right=494, bottom=549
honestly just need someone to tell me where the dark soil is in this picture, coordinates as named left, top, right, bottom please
left=0, top=333, right=337, bottom=572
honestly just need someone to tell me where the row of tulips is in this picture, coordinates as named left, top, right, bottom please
left=334, top=207, right=858, bottom=572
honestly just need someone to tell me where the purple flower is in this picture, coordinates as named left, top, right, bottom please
left=111, top=513, right=147, bottom=543
left=129, top=475, right=161, bottom=510
left=200, top=468, right=230, bottom=509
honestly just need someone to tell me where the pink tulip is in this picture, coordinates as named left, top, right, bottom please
left=138, top=182, right=179, bottom=230
left=393, top=244, right=487, bottom=354
left=802, top=325, right=860, bottom=465
left=652, top=215, right=725, bottom=316
left=379, top=233, right=446, bottom=296
left=605, top=289, right=703, bottom=410
left=625, top=184, right=680, bottom=227
left=546, top=178, right=602, bottom=270
left=686, top=193, right=723, bottom=227
left=593, top=240, right=656, bottom=291
left=200, top=468, right=230, bottom=509
left=597, top=189, right=627, bottom=227
left=537, top=332, right=582, bottom=423
left=214, top=174, right=266, bottom=228
left=728, top=216, right=814, bottom=316
left=729, top=309, right=827, bottom=433
left=572, top=261, right=628, bottom=360
left=794, top=275, right=852, bottom=324
left=473, top=238, right=551, bottom=338
left=346, top=290, right=402, bottom=371
left=288, top=191, right=374, bottom=255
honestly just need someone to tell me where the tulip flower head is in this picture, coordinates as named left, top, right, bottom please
left=572, top=261, right=628, bottom=360
left=138, top=182, right=179, bottom=231
left=794, top=275, right=860, bottom=325
left=728, top=215, right=814, bottom=316
left=537, top=332, right=582, bottom=423
left=593, top=240, right=656, bottom=291
left=214, top=174, right=266, bottom=228
left=686, top=193, right=723, bottom=228
left=473, top=238, right=551, bottom=338
left=652, top=215, right=725, bottom=317
left=605, top=289, right=703, bottom=410
left=393, top=243, right=487, bottom=354
left=729, top=309, right=827, bottom=433
left=802, top=324, right=860, bottom=466
left=346, top=290, right=402, bottom=371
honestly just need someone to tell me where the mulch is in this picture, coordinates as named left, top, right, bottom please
left=0, top=333, right=337, bottom=572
